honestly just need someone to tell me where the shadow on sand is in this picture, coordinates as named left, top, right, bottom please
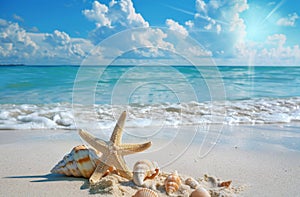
left=4, top=174, right=90, bottom=190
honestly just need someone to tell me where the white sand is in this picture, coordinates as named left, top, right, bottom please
left=0, top=124, right=300, bottom=196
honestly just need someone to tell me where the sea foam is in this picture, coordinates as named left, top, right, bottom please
left=0, top=97, right=300, bottom=130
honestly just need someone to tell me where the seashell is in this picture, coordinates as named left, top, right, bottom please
left=218, top=180, right=232, bottom=188
left=133, top=160, right=160, bottom=186
left=204, top=174, right=218, bottom=187
left=132, top=188, right=158, bottom=197
left=51, top=145, right=101, bottom=178
left=164, top=171, right=181, bottom=195
left=185, top=177, right=200, bottom=189
left=190, top=187, right=211, bottom=197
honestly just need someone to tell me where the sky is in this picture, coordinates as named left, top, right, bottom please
left=0, top=0, right=299, bottom=65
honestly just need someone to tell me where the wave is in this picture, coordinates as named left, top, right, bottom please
left=1, top=97, right=300, bottom=130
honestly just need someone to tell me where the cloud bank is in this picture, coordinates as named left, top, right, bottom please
left=0, top=19, right=93, bottom=64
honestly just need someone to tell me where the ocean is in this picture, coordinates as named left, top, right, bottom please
left=1, top=65, right=300, bottom=130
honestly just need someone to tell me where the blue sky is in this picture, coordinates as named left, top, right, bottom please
left=0, top=0, right=299, bottom=65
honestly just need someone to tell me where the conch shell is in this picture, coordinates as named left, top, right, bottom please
left=133, top=160, right=160, bottom=186
left=133, top=188, right=159, bottom=197
left=164, top=171, right=181, bottom=195
left=51, top=145, right=100, bottom=178
left=185, top=177, right=200, bottom=189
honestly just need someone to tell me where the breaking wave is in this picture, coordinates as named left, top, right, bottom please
left=0, top=97, right=300, bottom=130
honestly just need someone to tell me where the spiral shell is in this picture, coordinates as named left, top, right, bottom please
left=51, top=145, right=100, bottom=178
left=185, top=177, right=200, bottom=189
left=133, top=160, right=160, bottom=186
left=164, top=171, right=181, bottom=195
left=190, top=187, right=210, bottom=197
left=133, top=188, right=158, bottom=197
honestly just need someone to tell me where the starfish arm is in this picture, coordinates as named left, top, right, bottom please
left=89, top=160, right=111, bottom=185
left=119, top=141, right=152, bottom=155
left=110, top=111, right=126, bottom=145
left=78, top=129, right=107, bottom=153
left=112, top=154, right=133, bottom=180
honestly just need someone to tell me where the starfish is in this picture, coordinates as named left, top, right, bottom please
left=79, top=111, right=152, bottom=184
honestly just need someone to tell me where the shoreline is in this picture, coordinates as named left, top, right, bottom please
left=1, top=124, right=300, bottom=196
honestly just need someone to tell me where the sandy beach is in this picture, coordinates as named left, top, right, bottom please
left=1, top=0, right=300, bottom=195
left=1, top=124, right=299, bottom=196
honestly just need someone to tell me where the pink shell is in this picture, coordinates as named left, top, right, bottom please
left=190, top=187, right=211, bottom=197
left=133, top=188, right=158, bottom=197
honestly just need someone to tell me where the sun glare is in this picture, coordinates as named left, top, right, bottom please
left=243, top=2, right=281, bottom=41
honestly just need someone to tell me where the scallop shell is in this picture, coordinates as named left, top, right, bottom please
left=133, top=160, right=160, bottom=186
left=190, top=187, right=211, bottom=197
left=51, top=145, right=100, bottom=178
left=164, top=171, right=181, bottom=195
left=133, top=188, right=158, bottom=197
left=185, top=177, right=200, bottom=189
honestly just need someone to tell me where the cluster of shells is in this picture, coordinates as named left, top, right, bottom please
left=52, top=145, right=236, bottom=197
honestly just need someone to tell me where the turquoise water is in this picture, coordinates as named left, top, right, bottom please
left=1, top=66, right=77, bottom=104
left=1, top=66, right=300, bottom=104
left=1, top=65, right=300, bottom=129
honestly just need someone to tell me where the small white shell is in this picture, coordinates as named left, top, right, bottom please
left=164, top=171, right=181, bottom=195
left=190, top=187, right=211, bottom=197
left=51, top=145, right=100, bottom=178
left=185, top=177, right=200, bottom=189
left=133, top=188, right=158, bottom=197
left=204, top=174, right=218, bottom=187
left=133, top=160, right=159, bottom=186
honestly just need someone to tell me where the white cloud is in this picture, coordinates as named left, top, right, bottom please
left=192, top=0, right=248, bottom=36
left=186, top=45, right=212, bottom=57
left=209, top=0, right=221, bottom=9
left=204, top=23, right=212, bottom=30
left=29, top=26, right=39, bottom=33
left=0, top=19, right=7, bottom=26
left=276, top=13, right=299, bottom=27
left=131, top=28, right=173, bottom=50
left=0, top=19, right=94, bottom=64
left=264, top=34, right=300, bottom=60
left=34, top=30, right=92, bottom=63
left=234, top=34, right=300, bottom=65
left=185, top=20, right=194, bottom=28
left=12, top=14, right=24, bottom=22
left=0, top=19, right=38, bottom=61
left=44, top=30, right=71, bottom=46
left=83, top=1, right=111, bottom=28
left=82, top=0, right=197, bottom=62
left=182, top=0, right=298, bottom=65
left=166, top=19, right=188, bottom=37
left=117, top=28, right=175, bottom=59
left=216, top=24, right=221, bottom=34
left=196, top=0, right=207, bottom=14
left=266, top=34, right=286, bottom=46
left=187, top=0, right=248, bottom=59
left=82, top=26, right=213, bottom=65
left=83, top=0, right=149, bottom=44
